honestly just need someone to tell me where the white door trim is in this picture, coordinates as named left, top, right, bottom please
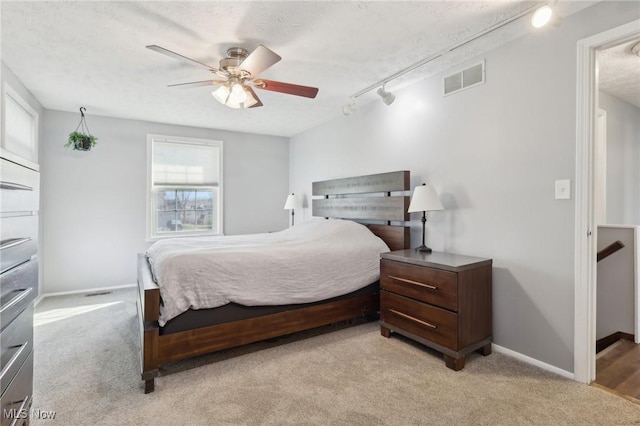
left=594, top=109, right=606, bottom=225
left=574, top=19, right=640, bottom=384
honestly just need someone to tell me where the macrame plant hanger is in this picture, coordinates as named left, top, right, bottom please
left=72, top=107, right=95, bottom=151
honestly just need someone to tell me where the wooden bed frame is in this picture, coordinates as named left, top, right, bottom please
left=137, top=171, right=411, bottom=393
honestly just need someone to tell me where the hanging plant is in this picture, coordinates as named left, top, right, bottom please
left=67, top=131, right=97, bottom=151
left=66, top=107, right=98, bottom=151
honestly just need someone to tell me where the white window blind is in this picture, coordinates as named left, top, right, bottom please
left=3, top=85, right=38, bottom=163
left=153, top=141, right=220, bottom=186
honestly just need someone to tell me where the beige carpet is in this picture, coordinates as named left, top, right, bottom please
left=32, top=289, right=640, bottom=425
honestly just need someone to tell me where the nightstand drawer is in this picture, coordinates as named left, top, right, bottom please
left=381, top=290, right=457, bottom=350
left=380, top=259, right=457, bottom=311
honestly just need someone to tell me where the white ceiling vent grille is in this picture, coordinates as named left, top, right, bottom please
left=444, top=61, right=485, bottom=96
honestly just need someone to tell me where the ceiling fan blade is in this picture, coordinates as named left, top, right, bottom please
left=245, top=86, right=263, bottom=108
left=146, top=45, right=220, bottom=72
left=254, top=79, right=319, bottom=99
left=167, top=79, right=226, bottom=88
left=240, top=45, right=282, bottom=77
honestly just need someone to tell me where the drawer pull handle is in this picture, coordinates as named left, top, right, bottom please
left=0, top=238, right=32, bottom=251
left=0, top=341, right=29, bottom=384
left=388, top=275, right=437, bottom=290
left=0, top=287, right=33, bottom=315
left=9, top=395, right=30, bottom=426
left=0, top=181, right=33, bottom=191
left=389, top=309, right=437, bottom=329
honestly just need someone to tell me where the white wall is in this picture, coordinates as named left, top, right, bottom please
left=41, top=110, right=289, bottom=293
left=596, top=226, right=637, bottom=339
left=289, top=2, right=640, bottom=373
left=599, top=91, right=640, bottom=225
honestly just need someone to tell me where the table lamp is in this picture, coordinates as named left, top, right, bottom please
left=407, top=183, right=444, bottom=252
left=284, top=193, right=298, bottom=226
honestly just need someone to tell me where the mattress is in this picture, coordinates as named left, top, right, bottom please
left=146, top=218, right=390, bottom=326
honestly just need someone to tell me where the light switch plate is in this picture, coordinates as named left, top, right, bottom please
left=555, top=179, right=571, bottom=200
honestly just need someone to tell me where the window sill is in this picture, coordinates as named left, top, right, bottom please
left=145, top=232, right=225, bottom=243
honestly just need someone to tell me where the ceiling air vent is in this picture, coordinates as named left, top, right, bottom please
left=444, top=61, right=485, bottom=96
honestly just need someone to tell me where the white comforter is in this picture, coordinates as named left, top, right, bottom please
left=146, top=218, right=390, bottom=326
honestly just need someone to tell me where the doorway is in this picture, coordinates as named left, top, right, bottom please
left=574, top=19, right=640, bottom=385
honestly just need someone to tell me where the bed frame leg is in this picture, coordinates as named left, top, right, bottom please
left=144, top=378, right=155, bottom=394
left=142, top=369, right=158, bottom=394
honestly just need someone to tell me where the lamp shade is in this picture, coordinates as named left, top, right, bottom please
left=408, top=183, right=444, bottom=213
left=284, top=193, right=297, bottom=210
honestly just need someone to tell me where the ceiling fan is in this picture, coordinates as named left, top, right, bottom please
left=146, top=44, right=319, bottom=109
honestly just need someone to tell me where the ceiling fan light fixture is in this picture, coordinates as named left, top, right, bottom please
left=377, top=85, right=395, bottom=105
left=229, top=83, right=248, bottom=104
left=150, top=43, right=318, bottom=108
left=212, top=85, right=230, bottom=104
left=243, top=89, right=259, bottom=108
left=212, top=80, right=258, bottom=109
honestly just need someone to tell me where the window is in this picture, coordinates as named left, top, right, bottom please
left=3, top=83, right=39, bottom=164
left=147, top=135, right=223, bottom=239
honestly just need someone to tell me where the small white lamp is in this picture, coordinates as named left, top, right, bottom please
left=284, top=193, right=298, bottom=226
left=408, top=183, right=444, bottom=252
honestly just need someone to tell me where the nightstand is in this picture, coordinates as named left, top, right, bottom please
left=380, top=250, right=492, bottom=371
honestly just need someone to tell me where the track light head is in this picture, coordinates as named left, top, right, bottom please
left=531, top=5, right=562, bottom=28
left=342, top=98, right=357, bottom=116
left=531, top=5, right=552, bottom=28
left=376, top=86, right=395, bottom=105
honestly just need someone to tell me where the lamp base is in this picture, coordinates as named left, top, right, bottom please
left=414, top=245, right=433, bottom=253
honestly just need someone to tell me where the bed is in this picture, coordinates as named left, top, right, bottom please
left=137, top=171, right=411, bottom=393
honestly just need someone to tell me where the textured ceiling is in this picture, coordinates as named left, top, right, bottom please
left=598, top=39, right=640, bottom=108
left=1, top=1, right=596, bottom=137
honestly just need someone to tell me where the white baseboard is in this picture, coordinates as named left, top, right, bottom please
left=492, top=343, right=575, bottom=380
left=39, top=283, right=137, bottom=300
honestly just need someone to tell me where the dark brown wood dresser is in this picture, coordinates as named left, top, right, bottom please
left=1, top=154, right=39, bottom=425
left=380, top=250, right=492, bottom=370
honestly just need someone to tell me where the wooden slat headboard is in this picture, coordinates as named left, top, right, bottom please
left=311, top=171, right=411, bottom=251
left=312, top=171, right=410, bottom=195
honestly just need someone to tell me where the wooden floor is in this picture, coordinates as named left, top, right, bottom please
left=593, top=340, right=640, bottom=404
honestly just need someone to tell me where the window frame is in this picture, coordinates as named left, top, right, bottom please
left=2, top=82, right=39, bottom=166
left=146, top=134, right=223, bottom=240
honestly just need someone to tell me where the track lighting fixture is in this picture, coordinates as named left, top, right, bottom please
left=531, top=3, right=563, bottom=28
left=343, top=2, right=560, bottom=114
left=376, top=85, right=395, bottom=105
left=342, top=98, right=357, bottom=116
left=531, top=5, right=556, bottom=28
